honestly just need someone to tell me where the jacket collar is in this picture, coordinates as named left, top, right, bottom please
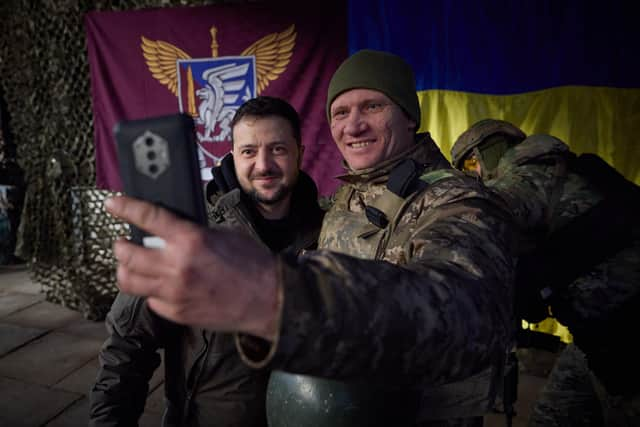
left=336, top=133, right=451, bottom=186
left=213, top=170, right=320, bottom=214
left=213, top=170, right=324, bottom=252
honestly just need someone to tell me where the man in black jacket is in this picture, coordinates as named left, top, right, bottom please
left=89, top=96, right=325, bottom=427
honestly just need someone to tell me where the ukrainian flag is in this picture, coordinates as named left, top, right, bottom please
left=349, top=0, right=640, bottom=186
left=349, top=0, right=640, bottom=342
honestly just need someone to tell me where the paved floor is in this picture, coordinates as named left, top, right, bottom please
left=0, top=265, right=164, bottom=427
left=0, top=264, right=552, bottom=427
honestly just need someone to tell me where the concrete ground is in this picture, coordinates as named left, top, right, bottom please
left=1, top=265, right=552, bottom=427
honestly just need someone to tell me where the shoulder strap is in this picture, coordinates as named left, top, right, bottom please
left=365, top=159, right=421, bottom=228
left=330, top=183, right=352, bottom=211
left=365, top=161, right=459, bottom=230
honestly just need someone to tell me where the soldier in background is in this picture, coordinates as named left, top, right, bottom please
left=451, top=119, right=640, bottom=426
left=105, top=49, right=517, bottom=426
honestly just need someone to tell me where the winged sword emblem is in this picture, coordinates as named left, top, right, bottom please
left=141, top=25, right=295, bottom=96
left=139, top=25, right=296, bottom=170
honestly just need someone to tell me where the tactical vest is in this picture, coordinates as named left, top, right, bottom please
left=267, top=159, right=509, bottom=426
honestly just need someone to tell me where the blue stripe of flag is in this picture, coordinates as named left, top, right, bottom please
left=348, top=0, right=639, bottom=94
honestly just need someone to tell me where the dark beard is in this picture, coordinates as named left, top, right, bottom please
left=247, top=183, right=293, bottom=206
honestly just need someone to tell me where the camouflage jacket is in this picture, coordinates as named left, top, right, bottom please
left=487, top=135, right=640, bottom=395
left=238, top=134, right=517, bottom=425
left=90, top=171, right=324, bottom=427
left=488, top=134, right=603, bottom=244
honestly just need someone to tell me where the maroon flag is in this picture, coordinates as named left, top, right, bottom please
left=85, top=2, right=347, bottom=195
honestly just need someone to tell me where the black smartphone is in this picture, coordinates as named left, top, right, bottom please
left=114, top=113, right=207, bottom=247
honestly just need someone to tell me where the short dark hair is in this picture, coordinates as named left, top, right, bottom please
left=230, top=96, right=301, bottom=145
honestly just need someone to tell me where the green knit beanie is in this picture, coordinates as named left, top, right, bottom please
left=326, top=49, right=421, bottom=128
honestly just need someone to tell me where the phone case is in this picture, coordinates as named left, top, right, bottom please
left=114, top=113, right=207, bottom=246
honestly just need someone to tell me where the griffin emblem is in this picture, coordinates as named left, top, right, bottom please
left=141, top=25, right=296, bottom=142
left=139, top=25, right=296, bottom=174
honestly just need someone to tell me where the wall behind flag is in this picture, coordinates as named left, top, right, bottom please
left=349, top=0, right=640, bottom=184
left=86, top=1, right=348, bottom=196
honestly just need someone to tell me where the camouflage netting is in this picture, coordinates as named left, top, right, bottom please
left=0, top=0, right=254, bottom=320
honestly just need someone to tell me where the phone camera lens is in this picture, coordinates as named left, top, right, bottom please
left=145, top=137, right=155, bottom=146
left=149, top=164, right=158, bottom=174
left=147, top=151, right=156, bottom=160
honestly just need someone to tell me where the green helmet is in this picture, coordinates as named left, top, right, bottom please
left=266, top=371, right=415, bottom=427
left=450, top=119, right=526, bottom=177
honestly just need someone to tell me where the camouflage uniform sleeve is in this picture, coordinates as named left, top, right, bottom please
left=488, top=163, right=560, bottom=232
left=488, top=136, right=570, bottom=232
left=240, top=179, right=516, bottom=384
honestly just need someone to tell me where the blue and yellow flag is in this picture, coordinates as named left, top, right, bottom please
left=350, top=0, right=639, bottom=342
left=349, top=0, right=640, bottom=185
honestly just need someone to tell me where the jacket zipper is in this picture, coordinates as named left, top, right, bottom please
left=181, top=330, right=212, bottom=425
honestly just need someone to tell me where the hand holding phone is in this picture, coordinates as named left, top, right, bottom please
left=113, top=113, right=207, bottom=247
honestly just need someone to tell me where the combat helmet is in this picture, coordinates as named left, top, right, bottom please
left=451, top=119, right=526, bottom=178
left=266, top=370, right=416, bottom=426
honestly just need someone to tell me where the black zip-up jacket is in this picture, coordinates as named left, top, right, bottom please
left=89, top=169, right=324, bottom=427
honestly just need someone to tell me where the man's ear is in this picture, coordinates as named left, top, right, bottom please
left=408, top=119, right=417, bottom=132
